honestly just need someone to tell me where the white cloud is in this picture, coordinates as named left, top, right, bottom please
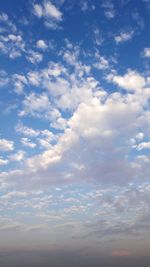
left=0, top=12, right=17, bottom=33
left=80, top=1, right=95, bottom=12
left=26, top=50, right=43, bottom=64
left=107, top=69, right=146, bottom=91
left=93, top=28, right=103, bottom=46
left=114, top=31, right=134, bottom=43
left=36, top=39, right=48, bottom=50
left=102, top=1, right=115, bottom=19
left=27, top=71, right=40, bottom=86
left=135, top=132, right=144, bottom=141
left=9, top=150, right=25, bottom=162
left=33, top=1, right=63, bottom=29
left=0, top=70, right=9, bottom=87
left=12, top=74, right=27, bottom=94
left=143, top=47, right=150, bottom=58
left=33, top=4, right=43, bottom=18
left=19, top=92, right=50, bottom=117
left=0, top=157, right=9, bottom=165
left=94, top=52, right=109, bottom=69
left=44, top=1, right=62, bottom=21
left=0, top=14, right=25, bottom=60
left=136, top=142, right=150, bottom=151
left=16, top=123, right=40, bottom=137
left=0, top=138, right=14, bottom=151
left=21, top=137, right=37, bottom=148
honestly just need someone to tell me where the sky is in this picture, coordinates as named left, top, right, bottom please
left=0, top=0, right=150, bottom=266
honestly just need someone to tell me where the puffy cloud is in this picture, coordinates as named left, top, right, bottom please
left=9, top=150, right=25, bottom=162
left=93, top=52, right=109, bottom=70
left=16, top=123, right=40, bottom=137
left=36, top=39, right=48, bottom=50
left=26, top=50, right=43, bottom=64
left=0, top=21, right=25, bottom=59
left=19, top=92, right=50, bottom=117
left=33, top=4, right=43, bottom=18
left=33, top=1, right=63, bottom=29
left=21, top=137, right=37, bottom=148
left=0, top=138, right=14, bottom=151
left=44, top=1, right=62, bottom=21
left=12, top=74, right=27, bottom=94
left=0, top=70, right=9, bottom=87
left=0, top=12, right=17, bottom=33
left=136, top=142, right=150, bottom=151
left=114, top=31, right=134, bottom=43
left=107, top=69, right=146, bottom=91
left=0, top=157, right=9, bottom=165
left=27, top=71, right=40, bottom=86
left=101, top=1, right=115, bottom=19
left=143, top=47, right=150, bottom=58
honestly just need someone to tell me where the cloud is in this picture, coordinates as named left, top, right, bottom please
left=93, top=52, right=109, bottom=69
left=0, top=157, right=9, bottom=165
left=9, top=150, right=25, bottom=162
left=12, top=74, right=27, bottom=94
left=0, top=139, right=14, bottom=151
left=80, top=1, right=95, bottom=12
left=107, top=69, right=146, bottom=91
left=136, top=142, right=150, bottom=151
left=44, top=1, right=62, bottom=21
left=26, top=50, right=43, bottom=64
left=16, top=123, right=40, bottom=137
left=114, top=31, right=134, bottom=43
left=143, top=47, right=150, bottom=58
left=0, top=16, right=25, bottom=59
left=0, top=70, right=9, bottom=87
left=33, top=1, right=63, bottom=29
left=101, top=1, right=115, bottom=19
left=36, top=40, right=48, bottom=50
left=19, top=92, right=50, bottom=117
left=21, top=137, right=37, bottom=148
left=33, top=4, right=43, bottom=18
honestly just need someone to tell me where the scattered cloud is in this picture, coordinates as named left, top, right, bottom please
left=33, top=1, right=63, bottom=29
left=143, top=47, right=150, bottom=58
left=107, top=69, right=146, bottom=91
left=101, top=0, right=116, bottom=19
left=114, top=31, right=134, bottom=43
left=0, top=138, right=14, bottom=151
left=36, top=39, right=48, bottom=50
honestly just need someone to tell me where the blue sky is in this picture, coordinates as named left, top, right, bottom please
left=0, top=0, right=150, bottom=265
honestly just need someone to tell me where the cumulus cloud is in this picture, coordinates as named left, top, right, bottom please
left=0, top=138, right=14, bottom=151
left=101, top=0, right=116, bottom=19
left=143, top=47, right=150, bottom=58
left=26, top=50, right=43, bottom=64
left=36, top=39, right=48, bottom=50
left=0, top=14, right=25, bottom=59
left=0, top=157, right=9, bottom=165
left=114, top=31, right=134, bottom=43
left=33, top=1, right=63, bottom=29
left=0, top=70, right=9, bottom=87
left=9, top=150, right=25, bottom=162
left=107, top=69, right=146, bottom=91
left=136, top=142, right=150, bottom=151
left=21, top=137, right=37, bottom=148
left=19, top=92, right=51, bottom=117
